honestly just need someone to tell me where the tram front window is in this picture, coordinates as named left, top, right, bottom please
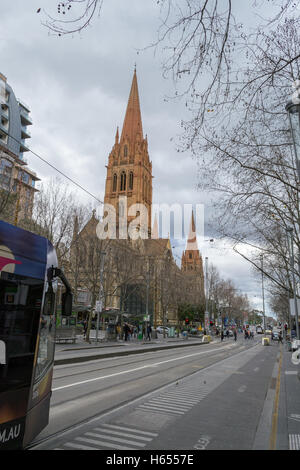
left=0, top=272, right=43, bottom=393
left=34, top=281, right=56, bottom=382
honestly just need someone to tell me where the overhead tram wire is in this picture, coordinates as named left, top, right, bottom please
left=5, top=133, right=104, bottom=205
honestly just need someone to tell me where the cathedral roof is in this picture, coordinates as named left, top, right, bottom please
left=120, top=68, right=143, bottom=144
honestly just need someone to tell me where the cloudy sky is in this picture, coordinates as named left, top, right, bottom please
left=1, top=0, right=279, bottom=315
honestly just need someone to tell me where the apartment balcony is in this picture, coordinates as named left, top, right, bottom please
left=19, top=107, right=32, bottom=126
left=1, top=106, right=9, bottom=119
left=21, top=125, right=31, bottom=139
left=0, top=118, right=9, bottom=133
left=19, top=139, right=30, bottom=153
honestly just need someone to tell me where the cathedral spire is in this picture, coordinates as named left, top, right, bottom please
left=186, top=210, right=198, bottom=251
left=120, top=69, right=143, bottom=144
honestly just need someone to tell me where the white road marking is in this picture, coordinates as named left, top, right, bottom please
left=85, top=431, right=146, bottom=447
left=289, top=434, right=300, bottom=450
left=238, top=385, right=247, bottom=393
left=254, top=367, right=259, bottom=372
left=289, top=414, right=300, bottom=422
left=285, top=371, right=298, bottom=375
left=75, top=436, right=132, bottom=450
left=101, top=423, right=158, bottom=437
left=152, top=396, right=199, bottom=405
left=92, top=428, right=152, bottom=441
left=52, top=346, right=225, bottom=391
left=63, top=442, right=98, bottom=450
left=138, top=404, right=185, bottom=415
left=146, top=399, right=190, bottom=411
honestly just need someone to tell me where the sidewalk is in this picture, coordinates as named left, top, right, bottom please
left=277, top=344, right=300, bottom=450
left=54, top=332, right=209, bottom=366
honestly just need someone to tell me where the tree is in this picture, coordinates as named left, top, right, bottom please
left=39, top=0, right=104, bottom=36
left=25, top=179, right=79, bottom=263
left=38, top=2, right=299, bottom=134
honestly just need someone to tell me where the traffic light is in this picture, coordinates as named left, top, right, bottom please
left=185, top=317, right=189, bottom=324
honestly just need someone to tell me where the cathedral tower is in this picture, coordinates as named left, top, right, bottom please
left=104, top=68, right=152, bottom=237
left=181, top=211, right=204, bottom=275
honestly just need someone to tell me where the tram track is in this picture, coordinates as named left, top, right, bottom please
left=28, top=340, right=259, bottom=450
left=52, top=341, right=230, bottom=381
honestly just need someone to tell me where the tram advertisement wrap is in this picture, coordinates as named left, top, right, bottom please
left=0, top=416, right=26, bottom=450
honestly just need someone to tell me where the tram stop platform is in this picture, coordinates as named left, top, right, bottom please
left=54, top=331, right=207, bottom=366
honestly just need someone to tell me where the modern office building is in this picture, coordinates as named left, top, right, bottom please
left=0, top=72, right=39, bottom=223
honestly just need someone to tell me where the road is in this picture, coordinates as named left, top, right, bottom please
left=30, top=335, right=299, bottom=451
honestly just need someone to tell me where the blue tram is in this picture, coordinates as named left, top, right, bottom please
left=0, top=220, right=72, bottom=449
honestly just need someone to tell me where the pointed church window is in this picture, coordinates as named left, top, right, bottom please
left=120, top=171, right=126, bottom=191
left=113, top=173, right=117, bottom=192
left=124, top=145, right=128, bottom=158
left=129, top=171, right=134, bottom=190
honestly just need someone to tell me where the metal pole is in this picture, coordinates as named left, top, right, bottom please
left=146, top=258, right=150, bottom=319
left=286, top=228, right=300, bottom=340
left=96, top=251, right=106, bottom=342
left=205, top=257, right=209, bottom=331
left=260, top=254, right=266, bottom=333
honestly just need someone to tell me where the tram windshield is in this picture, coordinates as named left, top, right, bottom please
left=0, top=272, right=43, bottom=393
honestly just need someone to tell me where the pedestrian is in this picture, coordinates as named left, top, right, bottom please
left=83, top=320, right=88, bottom=338
left=226, top=329, right=229, bottom=339
left=234, top=329, right=237, bottom=341
left=221, top=329, right=224, bottom=342
left=244, top=329, right=248, bottom=340
left=147, top=324, right=152, bottom=341
left=278, top=331, right=283, bottom=344
left=133, top=326, right=138, bottom=339
left=116, top=324, right=121, bottom=340
left=124, top=323, right=130, bottom=341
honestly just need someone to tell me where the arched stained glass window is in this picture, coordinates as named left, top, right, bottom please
left=129, top=171, right=134, bottom=190
left=120, top=171, right=126, bottom=191
left=113, top=173, right=117, bottom=192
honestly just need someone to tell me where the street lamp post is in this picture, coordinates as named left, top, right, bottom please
left=260, top=254, right=267, bottom=334
left=286, top=228, right=300, bottom=340
left=204, top=257, right=209, bottom=331
left=286, top=92, right=300, bottom=181
left=95, top=251, right=106, bottom=343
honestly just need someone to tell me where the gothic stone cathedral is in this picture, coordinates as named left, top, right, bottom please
left=69, top=69, right=205, bottom=327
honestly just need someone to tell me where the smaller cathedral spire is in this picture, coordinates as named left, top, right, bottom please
left=115, top=126, right=119, bottom=144
left=152, top=213, right=159, bottom=239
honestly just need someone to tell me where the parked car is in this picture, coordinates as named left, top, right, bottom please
left=272, top=331, right=280, bottom=341
left=156, top=326, right=169, bottom=334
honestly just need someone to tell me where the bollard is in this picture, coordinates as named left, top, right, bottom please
left=202, top=335, right=212, bottom=343
left=262, top=337, right=270, bottom=346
